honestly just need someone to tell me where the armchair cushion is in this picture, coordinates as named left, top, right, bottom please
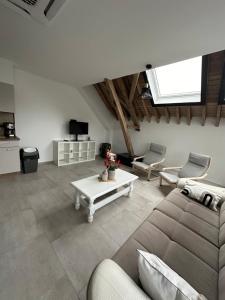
left=143, top=143, right=166, bottom=165
left=132, top=161, right=150, bottom=170
left=178, top=153, right=211, bottom=178
left=160, top=171, right=179, bottom=184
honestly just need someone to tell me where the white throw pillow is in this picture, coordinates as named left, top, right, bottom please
left=181, top=183, right=221, bottom=211
left=137, top=250, right=207, bottom=300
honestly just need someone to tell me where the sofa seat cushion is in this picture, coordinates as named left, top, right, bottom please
left=156, top=200, right=219, bottom=247
left=220, top=202, right=225, bottom=227
left=164, top=242, right=218, bottom=300
left=113, top=221, right=171, bottom=283
left=220, top=223, right=225, bottom=247
left=165, top=189, right=220, bottom=228
left=219, top=244, right=225, bottom=270
left=148, top=210, right=219, bottom=271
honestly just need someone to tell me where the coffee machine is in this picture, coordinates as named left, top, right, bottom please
left=3, top=122, right=15, bottom=138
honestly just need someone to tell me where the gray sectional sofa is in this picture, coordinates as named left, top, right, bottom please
left=89, top=188, right=225, bottom=300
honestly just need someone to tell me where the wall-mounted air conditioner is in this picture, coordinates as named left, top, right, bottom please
left=0, top=0, right=67, bottom=24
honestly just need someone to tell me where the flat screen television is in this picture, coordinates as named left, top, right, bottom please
left=69, top=120, right=89, bottom=140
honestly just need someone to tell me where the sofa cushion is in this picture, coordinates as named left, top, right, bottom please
left=155, top=200, right=219, bottom=246
left=113, top=221, right=171, bottom=283
left=164, top=242, right=218, bottom=300
left=138, top=250, right=205, bottom=300
left=219, top=223, right=225, bottom=247
left=219, top=244, right=225, bottom=270
left=148, top=210, right=219, bottom=271
left=165, top=189, right=220, bottom=228
left=220, top=202, right=225, bottom=227
left=87, top=259, right=150, bottom=300
left=219, top=266, right=225, bottom=300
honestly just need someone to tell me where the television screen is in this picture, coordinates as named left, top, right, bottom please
left=69, top=120, right=88, bottom=135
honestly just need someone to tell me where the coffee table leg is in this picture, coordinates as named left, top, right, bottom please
left=75, top=190, right=80, bottom=210
left=88, top=200, right=95, bottom=223
left=128, top=182, right=134, bottom=197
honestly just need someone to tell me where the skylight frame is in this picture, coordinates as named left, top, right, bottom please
left=144, top=56, right=208, bottom=107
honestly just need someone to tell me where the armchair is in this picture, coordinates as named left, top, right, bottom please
left=132, top=143, right=166, bottom=181
left=159, top=152, right=211, bottom=186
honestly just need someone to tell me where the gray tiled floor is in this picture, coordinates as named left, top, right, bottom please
left=0, top=159, right=172, bottom=299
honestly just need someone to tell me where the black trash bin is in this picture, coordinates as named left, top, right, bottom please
left=20, top=147, right=39, bottom=174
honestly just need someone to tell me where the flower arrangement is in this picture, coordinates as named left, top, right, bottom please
left=104, top=150, right=120, bottom=171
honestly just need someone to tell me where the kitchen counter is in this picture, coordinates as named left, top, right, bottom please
left=0, top=136, right=20, bottom=141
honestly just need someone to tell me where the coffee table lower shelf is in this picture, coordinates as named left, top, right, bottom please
left=74, top=183, right=134, bottom=223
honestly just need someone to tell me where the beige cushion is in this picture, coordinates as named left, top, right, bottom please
left=132, top=161, right=150, bottom=170
left=148, top=210, right=219, bottom=270
left=87, top=259, right=150, bottom=300
left=181, top=184, right=221, bottom=211
left=160, top=171, right=179, bottom=184
left=219, top=244, right=225, bottom=270
left=219, top=223, right=225, bottom=247
left=138, top=250, right=207, bottom=300
left=166, top=189, right=220, bottom=228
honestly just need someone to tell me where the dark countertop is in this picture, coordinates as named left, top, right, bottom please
left=0, top=136, right=20, bottom=141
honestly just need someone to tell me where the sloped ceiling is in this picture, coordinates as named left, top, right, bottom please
left=1, top=0, right=225, bottom=86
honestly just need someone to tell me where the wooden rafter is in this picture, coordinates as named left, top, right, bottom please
left=176, top=107, right=180, bottom=124
left=215, top=105, right=222, bottom=126
left=94, top=50, right=225, bottom=127
left=186, top=107, right=191, bottom=125
left=164, top=108, right=170, bottom=123
left=201, top=106, right=207, bottom=126
left=116, top=78, right=140, bottom=129
left=105, top=79, right=134, bottom=156
left=94, top=84, right=117, bottom=119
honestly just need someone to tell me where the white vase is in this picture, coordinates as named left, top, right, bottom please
left=101, top=169, right=108, bottom=182
left=108, top=169, right=116, bottom=181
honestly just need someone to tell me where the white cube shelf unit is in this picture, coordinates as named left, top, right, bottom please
left=53, top=140, right=96, bottom=166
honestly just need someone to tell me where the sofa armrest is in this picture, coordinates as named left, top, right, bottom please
left=87, top=259, right=150, bottom=300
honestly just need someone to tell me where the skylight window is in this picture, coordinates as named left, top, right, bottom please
left=145, top=56, right=206, bottom=106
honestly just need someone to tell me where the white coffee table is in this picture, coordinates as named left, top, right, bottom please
left=71, top=169, right=138, bottom=223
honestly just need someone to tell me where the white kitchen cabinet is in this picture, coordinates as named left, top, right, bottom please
left=0, top=141, right=20, bottom=174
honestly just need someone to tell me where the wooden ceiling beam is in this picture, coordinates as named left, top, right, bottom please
left=129, top=73, right=140, bottom=104
left=215, top=105, right=222, bottom=126
left=116, top=78, right=140, bottom=130
left=201, top=106, right=207, bottom=126
left=154, top=108, right=160, bottom=123
left=186, top=107, right=191, bottom=125
left=176, top=107, right=180, bottom=124
left=94, top=83, right=117, bottom=119
left=105, top=79, right=134, bottom=156
left=164, top=108, right=170, bottom=123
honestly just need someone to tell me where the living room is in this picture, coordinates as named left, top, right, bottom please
left=0, top=1, right=225, bottom=300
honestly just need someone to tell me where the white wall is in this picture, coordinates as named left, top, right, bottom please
left=112, top=117, right=225, bottom=186
left=14, top=69, right=109, bottom=162
left=0, top=58, right=14, bottom=84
